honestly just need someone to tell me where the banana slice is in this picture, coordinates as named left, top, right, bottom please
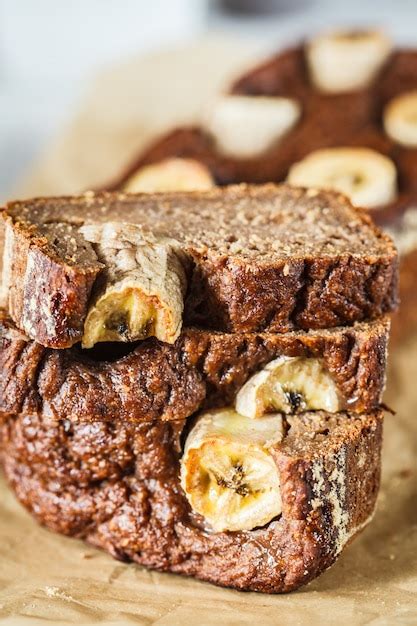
left=383, top=91, right=417, bottom=147
left=307, top=29, right=392, bottom=93
left=204, top=95, right=301, bottom=158
left=287, top=147, right=397, bottom=208
left=124, top=158, right=215, bottom=193
left=181, top=408, right=284, bottom=532
left=235, top=356, right=341, bottom=418
left=81, top=223, right=187, bottom=348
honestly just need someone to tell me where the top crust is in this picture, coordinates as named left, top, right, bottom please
left=1, top=184, right=398, bottom=348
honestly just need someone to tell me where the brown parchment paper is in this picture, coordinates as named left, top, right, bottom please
left=1, top=37, right=416, bottom=626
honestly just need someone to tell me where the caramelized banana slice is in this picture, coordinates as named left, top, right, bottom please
left=81, top=222, right=187, bottom=348
left=124, top=158, right=215, bottom=192
left=287, top=147, right=397, bottom=208
left=235, top=356, right=342, bottom=418
left=384, top=91, right=417, bottom=148
left=204, top=95, right=301, bottom=158
left=180, top=409, right=283, bottom=532
left=307, top=29, right=392, bottom=93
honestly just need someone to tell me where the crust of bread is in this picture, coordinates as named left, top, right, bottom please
left=0, top=409, right=383, bottom=593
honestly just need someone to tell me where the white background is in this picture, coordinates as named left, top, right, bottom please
left=2, top=0, right=417, bottom=198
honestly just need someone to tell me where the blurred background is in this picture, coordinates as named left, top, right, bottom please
left=2, top=0, right=417, bottom=199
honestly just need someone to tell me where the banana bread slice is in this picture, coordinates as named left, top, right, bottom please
left=0, top=407, right=383, bottom=593
left=0, top=311, right=389, bottom=422
left=1, top=184, right=398, bottom=348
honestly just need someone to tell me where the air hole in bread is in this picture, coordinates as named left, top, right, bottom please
left=318, top=428, right=330, bottom=436
left=75, top=340, right=142, bottom=362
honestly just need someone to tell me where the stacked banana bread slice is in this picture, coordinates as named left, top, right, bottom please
left=0, top=184, right=398, bottom=592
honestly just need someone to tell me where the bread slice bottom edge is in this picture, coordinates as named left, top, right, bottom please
left=0, top=408, right=383, bottom=593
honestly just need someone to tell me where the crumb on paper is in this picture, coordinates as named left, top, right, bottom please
left=44, top=586, right=74, bottom=602
left=398, top=468, right=412, bottom=479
